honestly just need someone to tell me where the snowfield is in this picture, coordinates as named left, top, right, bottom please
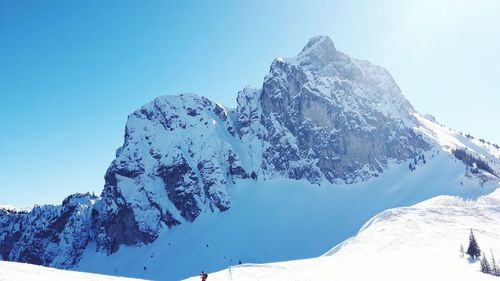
left=0, top=261, right=145, bottom=281
left=185, top=185, right=500, bottom=281
left=76, top=150, right=498, bottom=280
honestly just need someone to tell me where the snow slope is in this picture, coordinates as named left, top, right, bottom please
left=76, top=148, right=498, bottom=280
left=0, top=261, right=145, bottom=281
left=185, top=185, right=500, bottom=281
left=414, top=112, right=500, bottom=169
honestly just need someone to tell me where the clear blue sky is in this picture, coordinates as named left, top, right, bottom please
left=1, top=0, right=499, bottom=207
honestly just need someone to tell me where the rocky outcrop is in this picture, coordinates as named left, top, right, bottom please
left=92, top=94, right=249, bottom=254
left=238, top=36, right=429, bottom=183
left=0, top=193, right=96, bottom=268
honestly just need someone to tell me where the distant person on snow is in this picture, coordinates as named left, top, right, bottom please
left=200, top=271, right=208, bottom=281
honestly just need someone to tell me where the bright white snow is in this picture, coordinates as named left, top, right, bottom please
left=0, top=261, right=146, bottom=281
left=185, top=186, right=500, bottom=281
left=414, top=112, right=500, bottom=178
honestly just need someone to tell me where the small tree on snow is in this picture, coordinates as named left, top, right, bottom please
left=491, top=250, right=499, bottom=276
left=459, top=244, right=465, bottom=258
left=467, top=230, right=481, bottom=259
left=481, top=255, right=491, bottom=274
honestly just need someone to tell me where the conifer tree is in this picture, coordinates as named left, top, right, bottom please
left=481, top=255, right=491, bottom=274
left=459, top=244, right=465, bottom=258
left=467, top=230, right=481, bottom=259
left=491, top=250, right=499, bottom=276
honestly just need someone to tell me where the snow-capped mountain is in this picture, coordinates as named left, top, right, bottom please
left=1, top=36, right=499, bottom=280
left=0, top=193, right=96, bottom=268
left=185, top=187, right=500, bottom=281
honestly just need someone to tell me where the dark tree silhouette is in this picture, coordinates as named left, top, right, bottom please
left=467, top=230, right=481, bottom=259
left=452, top=148, right=496, bottom=176
left=490, top=250, right=499, bottom=276
left=481, top=255, right=491, bottom=274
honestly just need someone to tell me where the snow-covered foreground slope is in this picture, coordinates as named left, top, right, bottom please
left=186, top=186, right=500, bottom=281
left=0, top=261, right=145, bottom=281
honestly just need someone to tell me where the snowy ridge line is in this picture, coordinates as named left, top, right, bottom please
left=414, top=112, right=500, bottom=179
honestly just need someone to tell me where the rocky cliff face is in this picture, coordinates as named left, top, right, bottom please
left=0, top=193, right=96, bottom=268
left=93, top=94, right=250, bottom=254
left=0, top=36, right=497, bottom=270
left=250, top=36, right=429, bottom=183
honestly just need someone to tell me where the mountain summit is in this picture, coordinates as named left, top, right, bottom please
left=1, top=36, right=499, bottom=280
left=297, top=35, right=338, bottom=65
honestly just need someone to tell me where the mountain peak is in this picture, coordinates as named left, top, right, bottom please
left=297, top=35, right=337, bottom=63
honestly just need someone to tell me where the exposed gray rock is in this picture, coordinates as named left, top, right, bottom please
left=0, top=193, right=96, bottom=268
